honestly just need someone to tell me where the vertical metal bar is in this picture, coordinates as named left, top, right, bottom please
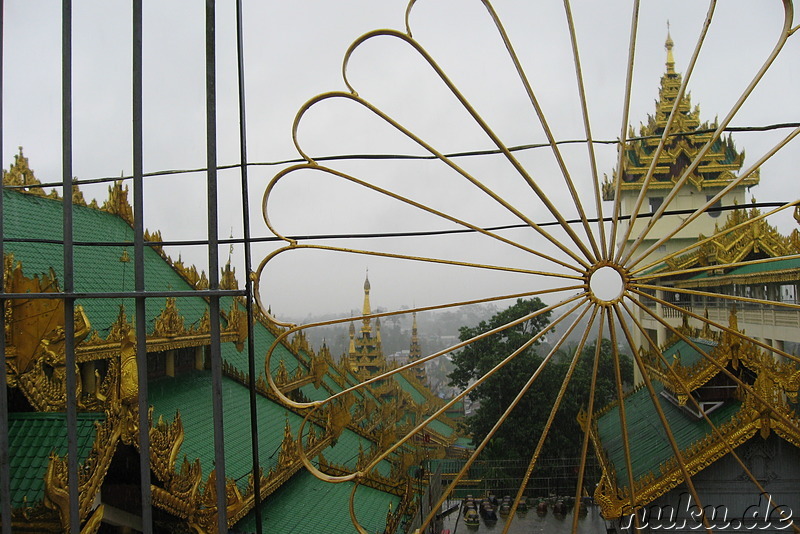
left=234, top=1, right=263, bottom=531
left=205, top=1, right=227, bottom=531
left=0, top=1, right=12, bottom=530
left=132, top=1, right=153, bottom=531
left=61, top=1, right=80, bottom=532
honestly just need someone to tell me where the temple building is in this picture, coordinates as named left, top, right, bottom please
left=1, top=149, right=462, bottom=533
left=589, top=33, right=800, bottom=531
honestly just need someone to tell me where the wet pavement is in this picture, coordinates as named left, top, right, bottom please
left=439, top=501, right=609, bottom=534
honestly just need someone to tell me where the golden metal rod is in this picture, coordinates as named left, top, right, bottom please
left=562, top=0, right=608, bottom=260
left=621, top=300, right=800, bottom=534
left=337, top=28, right=597, bottom=265
left=632, top=285, right=800, bottom=365
left=629, top=289, right=800, bottom=433
left=481, top=0, right=601, bottom=264
left=571, top=310, right=606, bottom=534
left=285, top=89, right=592, bottom=270
left=415, top=298, right=590, bottom=531
left=502, top=304, right=599, bottom=534
left=607, top=0, right=640, bottom=260
left=620, top=0, right=795, bottom=267
left=632, top=253, right=800, bottom=284
left=613, top=304, right=713, bottom=533
left=606, top=308, right=641, bottom=527
left=630, top=200, right=800, bottom=276
left=635, top=283, right=800, bottom=312
left=615, top=0, right=717, bottom=264
left=263, top=160, right=584, bottom=274
left=626, top=126, right=800, bottom=269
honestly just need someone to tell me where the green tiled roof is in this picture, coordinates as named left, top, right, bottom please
left=9, top=412, right=105, bottom=507
left=393, top=374, right=425, bottom=405
left=3, top=190, right=209, bottom=334
left=150, top=371, right=310, bottom=490
left=596, top=381, right=740, bottom=488
left=426, top=417, right=454, bottom=438
left=234, top=470, right=398, bottom=534
left=689, top=256, right=800, bottom=280
left=661, top=337, right=717, bottom=368
left=149, top=371, right=388, bottom=488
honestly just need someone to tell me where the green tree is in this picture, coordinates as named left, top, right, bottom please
left=448, top=299, right=633, bottom=462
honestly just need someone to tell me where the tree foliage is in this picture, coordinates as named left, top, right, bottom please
left=448, top=298, right=633, bottom=462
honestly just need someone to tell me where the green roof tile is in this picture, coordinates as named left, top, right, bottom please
left=661, top=337, right=717, bottom=368
left=3, top=190, right=209, bottom=334
left=596, top=381, right=740, bottom=488
left=234, top=470, right=399, bottom=534
left=8, top=412, right=105, bottom=507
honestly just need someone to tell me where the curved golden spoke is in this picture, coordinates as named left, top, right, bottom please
left=626, top=127, right=800, bottom=269
left=562, top=0, right=607, bottom=260
left=571, top=310, right=606, bottom=534
left=338, top=28, right=597, bottom=264
left=633, top=253, right=800, bottom=285
left=629, top=290, right=800, bottom=431
left=415, top=298, right=591, bottom=531
left=607, top=0, right=640, bottom=259
left=262, top=286, right=585, bottom=412
left=615, top=0, right=717, bottom=264
left=288, top=89, right=592, bottom=270
left=632, top=286, right=800, bottom=365
left=606, top=308, right=641, bottom=529
left=630, top=200, right=800, bottom=276
left=613, top=304, right=713, bottom=533
left=264, top=159, right=584, bottom=274
left=363, top=296, right=587, bottom=472
left=620, top=0, right=795, bottom=267
left=481, top=0, right=600, bottom=263
left=621, top=300, right=800, bottom=534
left=502, top=304, right=599, bottom=534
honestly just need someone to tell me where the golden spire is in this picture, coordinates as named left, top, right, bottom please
left=665, top=21, right=675, bottom=74
left=361, top=270, right=372, bottom=332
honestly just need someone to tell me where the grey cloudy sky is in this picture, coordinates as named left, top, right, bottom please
left=4, top=0, right=799, bottom=319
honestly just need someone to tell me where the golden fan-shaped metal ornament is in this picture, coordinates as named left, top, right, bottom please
left=255, top=1, right=800, bottom=532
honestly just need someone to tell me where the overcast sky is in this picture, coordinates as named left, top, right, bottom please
left=4, top=0, right=799, bottom=320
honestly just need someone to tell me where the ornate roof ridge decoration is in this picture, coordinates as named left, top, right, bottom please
left=170, top=254, right=209, bottom=290
left=40, top=415, right=118, bottom=534
left=220, top=258, right=238, bottom=290
left=13, top=306, right=92, bottom=412
left=640, top=307, right=765, bottom=398
left=153, top=297, right=186, bottom=338
left=100, top=180, right=134, bottom=227
left=588, top=348, right=800, bottom=519
left=646, top=202, right=800, bottom=278
left=602, top=35, right=758, bottom=200
left=591, top=376, right=800, bottom=519
left=317, top=455, right=406, bottom=496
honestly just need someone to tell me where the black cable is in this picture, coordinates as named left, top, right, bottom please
left=1, top=202, right=788, bottom=247
left=4, top=122, right=799, bottom=190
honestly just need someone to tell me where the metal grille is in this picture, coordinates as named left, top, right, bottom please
left=3, top=2, right=800, bottom=534
left=0, top=2, right=262, bottom=532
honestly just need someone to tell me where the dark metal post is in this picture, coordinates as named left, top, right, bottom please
left=0, top=1, right=11, bottom=530
left=206, top=1, right=228, bottom=531
left=235, top=1, right=263, bottom=531
left=132, top=1, right=153, bottom=531
left=61, top=1, right=81, bottom=531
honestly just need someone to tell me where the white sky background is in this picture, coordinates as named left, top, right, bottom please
left=4, top=0, right=799, bottom=320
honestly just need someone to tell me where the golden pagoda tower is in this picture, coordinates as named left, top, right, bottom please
left=348, top=272, right=387, bottom=377
left=603, top=29, right=758, bottom=264
left=408, top=312, right=427, bottom=385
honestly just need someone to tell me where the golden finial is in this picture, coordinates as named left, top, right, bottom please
left=119, top=249, right=131, bottom=263
left=665, top=21, right=675, bottom=74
